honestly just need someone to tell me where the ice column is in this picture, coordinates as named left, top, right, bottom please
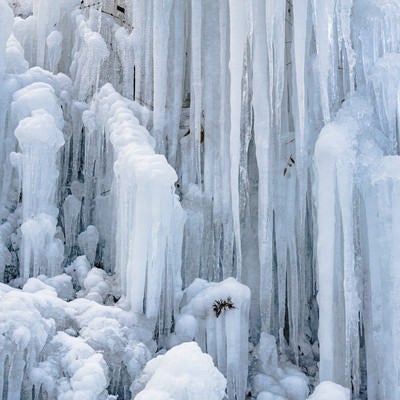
left=11, top=83, right=65, bottom=278
left=92, top=85, right=185, bottom=335
left=314, top=97, right=374, bottom=392
left=179, top=278, right=250, bottom=400
left=251, top=0, right=273, bottom=334
left=229, top=0, right=248, bottom=279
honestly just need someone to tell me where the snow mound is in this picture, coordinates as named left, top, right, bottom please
left=132, top=342, right=226, bottom=400
left=307, top=381, right=350, bottom=400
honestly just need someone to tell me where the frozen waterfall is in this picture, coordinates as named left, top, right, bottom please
left=1, top=0, right=400, bottom=399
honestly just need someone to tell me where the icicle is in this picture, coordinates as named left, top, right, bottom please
left=228, top=0, right=248, bottom=280
left=251, top=0, right=273, bottom=334
left=165, top=0, right=186, bottom=168
left=152, top=0, right=173, bottom=152
left=312, top=0, right=336, bottom=123
left=190, top=0, right=202, bottom=184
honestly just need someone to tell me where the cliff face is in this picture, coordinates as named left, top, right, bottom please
left=1, top=0, right=400, bottom=399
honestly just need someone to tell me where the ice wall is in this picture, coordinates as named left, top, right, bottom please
left=2, top=0, right=400, bottom=399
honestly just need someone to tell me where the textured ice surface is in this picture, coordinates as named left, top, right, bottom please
left=0, top=276, right=153, bottom=399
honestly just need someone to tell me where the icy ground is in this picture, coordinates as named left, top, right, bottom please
left=1, top=0, right=400, bottom=399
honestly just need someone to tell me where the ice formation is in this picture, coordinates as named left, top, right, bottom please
left=177, top=278, right=250, bottom=400
left=1, top=0, right=400, bottom=399
left=12, top=82, right=65, bottom=278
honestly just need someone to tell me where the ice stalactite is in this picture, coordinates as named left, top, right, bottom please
left=189, top=0, right=202, bottom=186
left=11, top=83, right=65, bottom=279
left=228, top=0, right=248, bottom=280
left=315, top=100, right=360, bottom=389
left=152, top=0, right=173, bottom=153
left=250, top=0, right=274, bottom=340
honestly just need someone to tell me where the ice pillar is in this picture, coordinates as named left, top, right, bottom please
left=12, top=83, right=65, bottom=278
